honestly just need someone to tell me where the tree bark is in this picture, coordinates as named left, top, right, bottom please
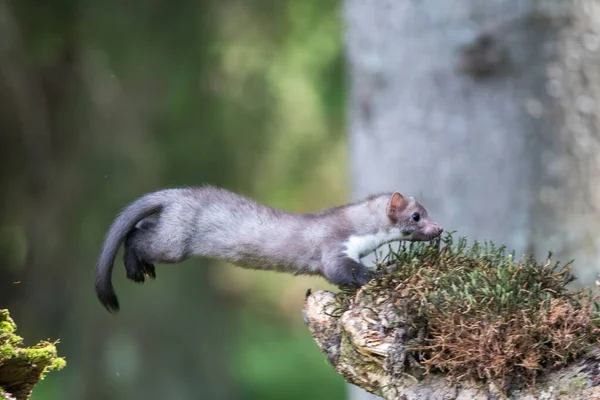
left=344, top=0, right=600, bottom=398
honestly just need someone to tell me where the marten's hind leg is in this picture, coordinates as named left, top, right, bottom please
left=124, top=219, right=157, bottom=283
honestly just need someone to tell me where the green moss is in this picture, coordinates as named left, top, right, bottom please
left=0, top=309, right=66, bottom=400
left=49, top=357, right=67, bottom=372
left=0, top=321, right=15, bottom=335
left=337, top=233, right=600, bottom=392
left=0, top=311, right=21, bottom=360
left=0, top=345, right=17, bottom=359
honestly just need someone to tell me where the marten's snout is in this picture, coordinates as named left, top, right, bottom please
left=425, top=221, right=443, bottom=239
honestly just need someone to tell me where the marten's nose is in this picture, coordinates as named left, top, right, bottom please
left=430, top=224, right=443, bottom=238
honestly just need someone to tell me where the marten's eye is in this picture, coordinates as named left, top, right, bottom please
left=412, top=213, right=420, bottom=222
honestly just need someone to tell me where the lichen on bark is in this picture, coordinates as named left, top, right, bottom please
left=303, top=235, right=600, bottom=399
left=0, top=309, right=65, bottom=400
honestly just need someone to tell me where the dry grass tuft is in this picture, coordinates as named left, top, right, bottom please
left=338, top=234, right=600, bottom=390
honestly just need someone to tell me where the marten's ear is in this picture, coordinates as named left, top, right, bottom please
left=386, top=192, right=406, bottom=221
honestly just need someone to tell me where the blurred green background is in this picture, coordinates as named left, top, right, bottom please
left=0, top=0, right=350, bottom=399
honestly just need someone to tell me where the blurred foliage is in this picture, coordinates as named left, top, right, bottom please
left=0, top=0, right=348, bottom=399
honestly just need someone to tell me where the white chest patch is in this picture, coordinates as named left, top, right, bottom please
left=343, top=228, right=403, bottom=263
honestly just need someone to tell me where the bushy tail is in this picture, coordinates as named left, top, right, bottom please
left=95, top=192, right=166, bottom=313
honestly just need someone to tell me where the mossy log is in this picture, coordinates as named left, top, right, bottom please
left=303, top=236, right=600, bottom=400
left=304, top=290, right=600, bottom=400
left=0, top=310, right=65, bottom=400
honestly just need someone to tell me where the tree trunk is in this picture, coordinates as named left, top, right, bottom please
left=343, top=0, right=600, bottom=398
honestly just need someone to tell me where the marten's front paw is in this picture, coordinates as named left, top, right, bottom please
left=324, top=258, right=374, bottom=289
left=349, top=269, right=374, bottom=287
left=337, top=275, right=374, bottom=290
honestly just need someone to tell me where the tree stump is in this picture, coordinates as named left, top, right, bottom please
left=303, top=238, right=600, bottom=400
left=0, top=310, right=65, bottom=400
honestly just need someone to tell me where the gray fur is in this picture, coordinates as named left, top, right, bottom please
left=95, top=186, right=442, bottom=313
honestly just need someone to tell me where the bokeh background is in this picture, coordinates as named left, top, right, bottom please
left=3, top=1, right=600, bottom=400
left=1, top=0, right=349, bottom=399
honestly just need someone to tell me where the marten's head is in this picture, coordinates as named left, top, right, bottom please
left=386, top=192, right=443, bottom=242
